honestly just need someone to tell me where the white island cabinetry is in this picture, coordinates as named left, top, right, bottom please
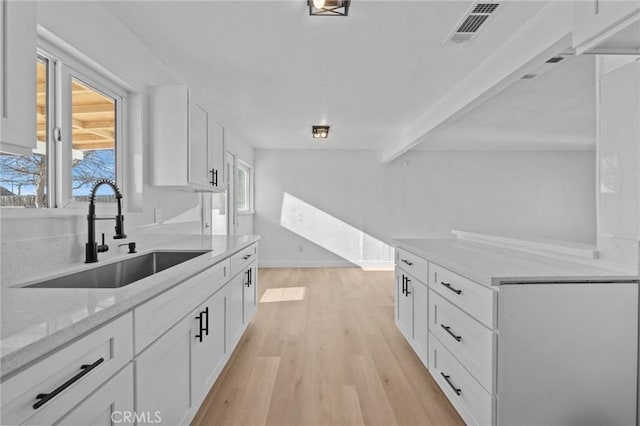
left=393, top=238, right=638, bottom=426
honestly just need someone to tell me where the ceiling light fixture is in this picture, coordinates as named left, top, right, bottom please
left=307, top=0, right=350, bottom=16
left=312, top=125, right=330, bottom=139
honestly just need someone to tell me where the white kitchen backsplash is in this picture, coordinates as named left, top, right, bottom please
left=0, top=221, right=204, bottom=288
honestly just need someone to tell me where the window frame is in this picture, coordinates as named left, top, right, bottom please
left=0, top=37, right=127, bottom=214
left=236, top=160, right=254, bottom=215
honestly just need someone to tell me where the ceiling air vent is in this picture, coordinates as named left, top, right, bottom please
left=445, top=2, right=500, bottom=44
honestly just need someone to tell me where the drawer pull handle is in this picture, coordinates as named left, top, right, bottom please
left=441, top=282, right=462, bottom=295
left=441, top=324, right=462, bottom=342
left=243, top=254, right=252, bottom=260
left=440, top=372, right=462, bottom=396
left=33, top=357, right=105, bottom=409
left=401, top=259, right=413, bottom=266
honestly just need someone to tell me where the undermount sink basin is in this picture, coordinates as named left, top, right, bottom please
left=24, top=250, right=211, bottom=289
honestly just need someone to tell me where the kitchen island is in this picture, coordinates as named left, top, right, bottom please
left=393, top=236, right=639, bottom=426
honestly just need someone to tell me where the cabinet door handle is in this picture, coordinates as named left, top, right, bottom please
left=401, top=259, right=413, bottom=266
left=401, top=275, right=406, bottom=296
left=210, top=169, right=218, bottom=186
left=441, top=282, right=462, bottom=295
left=441, top=324, right=462, bottom=342
left=440, top=372, right=462, bottom=396
left=245, top=268, right=252, bottom=287
left=195, top=309, right=206, bottom=342
left=405, top=276, right=411, bottom=296
left=203, top=306, right=209, bottom=336
left=33, top=358, right=105, bottom=409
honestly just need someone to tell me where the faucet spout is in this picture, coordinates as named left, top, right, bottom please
left=85, top=179, right=126, bottom=263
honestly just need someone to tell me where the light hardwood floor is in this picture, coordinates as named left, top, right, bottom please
left=192, top=268, right=464, bottom=426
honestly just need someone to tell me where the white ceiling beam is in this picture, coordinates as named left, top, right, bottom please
left=380, top=2, right=574, bottom=163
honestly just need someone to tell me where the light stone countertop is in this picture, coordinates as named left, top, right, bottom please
left=393, top=238, right=639, bottom=288
left=0, top=234, right=260, bottom=379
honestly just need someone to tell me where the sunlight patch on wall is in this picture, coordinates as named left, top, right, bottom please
left=280, top=192, right=394, bottom=270
left=260, top=287, right=307, bottom=303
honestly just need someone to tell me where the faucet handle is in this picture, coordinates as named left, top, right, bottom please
left=97, top=233, right=109, bottom=253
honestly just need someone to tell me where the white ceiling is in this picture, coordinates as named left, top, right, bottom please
left=416, top=54, right=597, bottom=151
left=103, top=1, right=570, bottom=152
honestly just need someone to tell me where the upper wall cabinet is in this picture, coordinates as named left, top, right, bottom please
left=573, top=0, right=640, bottom=54
left=150, top=85, right=225, bottom=192
left=0, top=0, right=37, bottom=156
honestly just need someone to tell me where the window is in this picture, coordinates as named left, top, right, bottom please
left=0, top=44, right=125, bottom=209
left=236, top=161, right=253, bottom=214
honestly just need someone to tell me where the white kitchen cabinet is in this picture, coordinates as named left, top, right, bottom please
left=395, top=247, right=429, bottom=366
left=208, top=119, right=225, bottom=191
left=242, top=262, right=258, bottom=323
left=227, top=271, right=245, bottom=349
left=136, top=314, right=193, bottom=426
left=191, top=285, right=228, bottom=408
left=573, top=0, right=640, bottom=53
left=1, top=313, right=133, bottom=426
left=395, top=269, right=413, bottom=341
left=134, top=259, right=229, bottom=354
left=0, top=0, right=37, bottom=155
left=149, top=85, right=224, bottom=191
left=411, top=277, right=429, bottom=366
left=395, top=269, right=429, bottom=366
left=56, top=364, right=134, bottom=426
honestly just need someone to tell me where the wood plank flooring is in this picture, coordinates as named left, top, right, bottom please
left=192, top=268, right=464, bottom=426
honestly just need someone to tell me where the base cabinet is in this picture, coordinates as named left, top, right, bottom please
left=228, top=271, right=245, bottom=349
left=135, top=315, right=193, bottom=426
left=395, top=269, right=413, bottom=341
left=243, top=262, right=258, bottom=323
left=192, top=287, right=228, bottom=407
left=394, top=249, right=429, bottom=366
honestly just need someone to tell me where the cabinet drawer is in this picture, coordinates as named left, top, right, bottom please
left=395, top=247, right=428, bottom=284
left=230, top=243, right=258, bottom=278
left=134, top=259, right=229, bottom=354
left=429, top=334, right=494, bottom=426
left=1, top=313, right=133, bottom=426
left=430, top=290, right=495, bottom=393
left=429, top=263, right=496, bottom=328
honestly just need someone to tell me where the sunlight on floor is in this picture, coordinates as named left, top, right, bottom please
left=280, top=192, right=394, bottom=270
left=260, top=287, right=307, bottom=303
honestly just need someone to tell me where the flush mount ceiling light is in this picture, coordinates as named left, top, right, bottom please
left=308, top=0, right=350, bottom=16
left=312, top=125, right=330, bottom=139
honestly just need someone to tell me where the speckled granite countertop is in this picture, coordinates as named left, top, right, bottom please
left=393, top=238, right=639, bottom=287
left=0, top=234, right=259, bottom=379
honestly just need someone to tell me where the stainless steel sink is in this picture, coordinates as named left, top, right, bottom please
left=24, top=250, right=211, bottom=289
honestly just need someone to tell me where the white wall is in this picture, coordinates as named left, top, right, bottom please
left=254, top=149, right=596, bottom=268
